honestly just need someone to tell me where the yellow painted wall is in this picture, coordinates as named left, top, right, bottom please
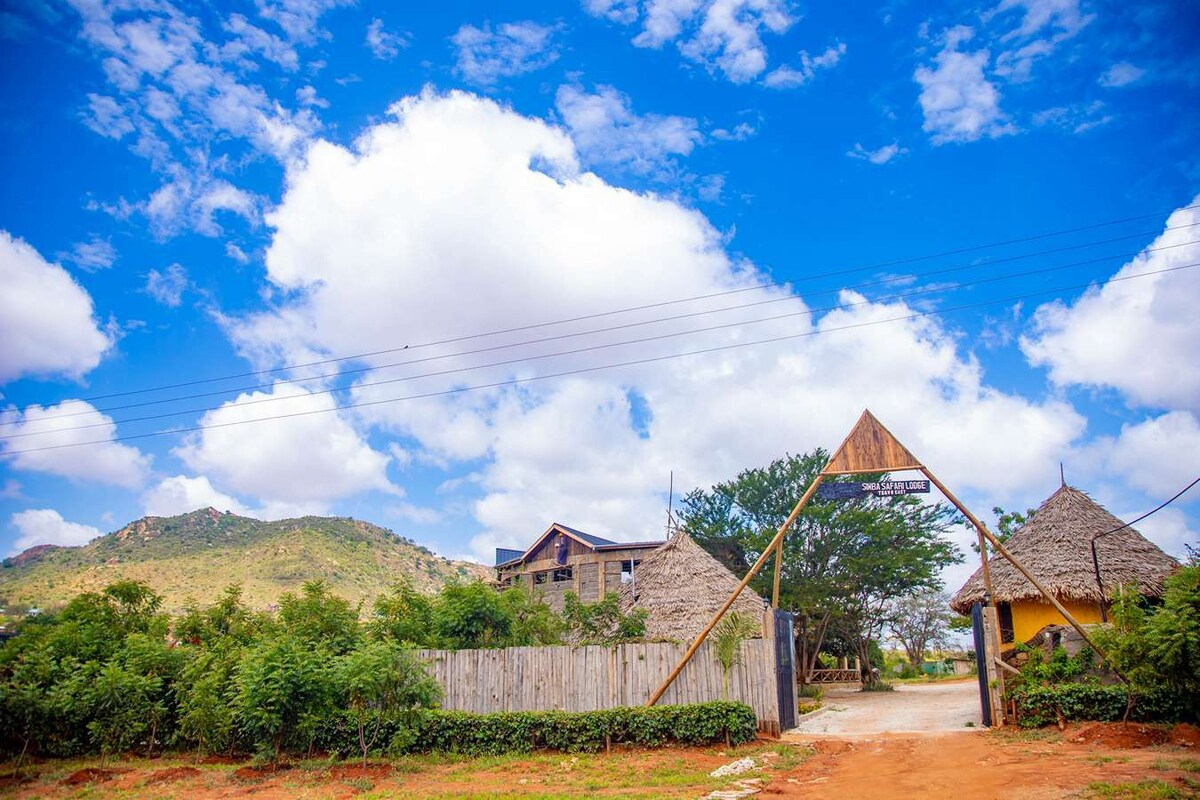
left=1011, top=599, right=1104, bottom=644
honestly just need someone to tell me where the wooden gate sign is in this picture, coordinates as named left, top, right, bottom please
left=816, top=479, right=931, bottom=500
left=823, top=410, right=923, bottom=475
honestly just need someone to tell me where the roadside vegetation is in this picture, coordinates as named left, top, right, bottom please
left=1006, top=561, right=1200, bottom=728
left=0, top=577, right=676, bottom=770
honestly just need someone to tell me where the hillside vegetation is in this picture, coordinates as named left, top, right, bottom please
left=0, top=508, right=488, bottom=612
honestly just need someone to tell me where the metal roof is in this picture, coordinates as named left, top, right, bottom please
left=494, top=547, right=524, bottom=566
left=555, top=524, right=616, bottom=547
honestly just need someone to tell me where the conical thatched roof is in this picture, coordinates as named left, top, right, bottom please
left=950, top=484, right=1178, bottom=614
left=619, top=531, right=765, bottom=642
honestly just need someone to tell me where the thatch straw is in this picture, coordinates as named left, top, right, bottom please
left=618, top=531, right=765, bottom=641
left=950, top=484, right=1179, bottom=614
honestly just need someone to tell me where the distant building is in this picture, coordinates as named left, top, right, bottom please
left=951, top=483, right=1178, bottom=646
left=495, top=523, right=663, bottom=610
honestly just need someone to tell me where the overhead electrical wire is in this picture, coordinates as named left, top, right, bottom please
left=59, top=204, right=1199, bottom=404
left=6, top=230, right=1199, bottom=433
left=4, top=260, right=1196, bottom=456
left=6, top=244, right=1199, bottom=442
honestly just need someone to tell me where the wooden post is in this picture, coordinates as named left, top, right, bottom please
left=771, top=538, right=784, bottom=607
left=646, top=473, right=826, bottom=707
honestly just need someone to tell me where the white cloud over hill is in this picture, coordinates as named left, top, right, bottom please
left=225, top=89, right=1094, bottom=562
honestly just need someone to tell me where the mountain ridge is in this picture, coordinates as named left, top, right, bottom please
left=1, top=507, right=489, bottom=612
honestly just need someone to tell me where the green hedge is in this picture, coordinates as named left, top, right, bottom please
left=317, top=701, right=758, bottom=757
left=1009, top=684, right=1193, bottom=729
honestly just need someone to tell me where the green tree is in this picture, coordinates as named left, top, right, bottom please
left=337, top=640, right=440, bottom=768
left=278, top=581, right=362, bottom=655
left=177, top=648, right=239, bottom=759
left=970, top=506, right=1036, bottom=554
left=87, top=661, right=160, bottom=768
left=433, top=581, right=513, bottom=649
left=679, top=450, right=961, bottom=685
left=232, top=635, right=334, bottom=763
left=561, top=592, right=647, bottom=646
left=1099, top=565, right=1200, bottom=719
left=711, top=611, right=760, bottom=700
left=497, top=583, right=565, bottom=646
left=370, top=580, right=436, bottom=646
left=887, top=588, right=953, bottom=668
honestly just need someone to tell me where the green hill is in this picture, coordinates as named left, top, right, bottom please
left=0, top=508, right=489, bottom=613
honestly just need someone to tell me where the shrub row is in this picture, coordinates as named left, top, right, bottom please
left=317, top=702, right=759, bottom=757
left=1009, top=683, right=1193, bottom=729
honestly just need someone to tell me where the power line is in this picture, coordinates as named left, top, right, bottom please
left=8, top=232, right=1198, bottom=432
left=1094, top=477, right=1200, bottom=540
left=7, top=249, right=1198, bottom=441
left=65, top=204, right=1199, bottom=404
left=4, top=262, right=1193, bottom=456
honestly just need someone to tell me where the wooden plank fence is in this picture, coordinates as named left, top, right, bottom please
left=414, top=633, right=780, bottom=734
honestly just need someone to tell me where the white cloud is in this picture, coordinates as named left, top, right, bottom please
left=451, top=21, right=559, bottom=87
left=1031, top=101, right=1112, bottom=134
left=847, top=141, right=907, bottom=164
left=585, top=0, right=794, bottom=83
left=710, top=121, right=757, bottom=141
left=1125, top=507, right=1195, bottom=559
left=584, top=0, right=639, bottom=25
left=1021, top=197, right=1200, bottom=412
left=142, top=474, right=250, bottom=516
left=65, top=235, right=118, bottom=272
left=993, top=0, right=1091, bottom=40
left=1099, top=61, right=1146, bottom=88
left=987, top=0, right=1091, bottom=83
left=1099, top=412, right=1200, bottom=501
left=227, top=89, right=1089, bottom=561
left=0, top=400, right=151, bottom=489
left=554, top=84, right=701, bottom=176
left=174, top=383, right=396, bottom=509
left=365, top=18, right=406, bottom=60
left=66, top=0, right=327, bottom=235
left=763, top=42, right=846, bottom=89
left=9, top=509, right=102, bottom=555
left=255, top=0, right=351, bottom=44
left=914, top=26, right=1015, bottom=145
left=0, top=231, right=113, bottom=384
left=295, top=84, right=329, bottom=108
left=225, top=242, right=251, bottom=263
left=145, top=263, right=188, bottom=306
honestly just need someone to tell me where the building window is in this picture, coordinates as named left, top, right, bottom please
left=619, top=560, right=641, bottom=584
left=552, top=567, right=573, bottom=582
left=534, top=571, right=548, bottom=585
left=997, top=602, right=1015, bottom=644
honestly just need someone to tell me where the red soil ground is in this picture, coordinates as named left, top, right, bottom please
left=0, top=723, right=1195, bottom=799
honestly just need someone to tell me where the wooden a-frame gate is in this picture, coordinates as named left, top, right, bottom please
left=646, top=409, right=1114, bottom=728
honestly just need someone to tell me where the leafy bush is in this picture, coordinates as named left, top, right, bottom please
left=562, top=592, right=647, bottom=646
left=1097, top=566, right=1200, bottom=721
left=395, top=702, right=756, bottom=756
left=1010, top=684, right=1190, bottom=729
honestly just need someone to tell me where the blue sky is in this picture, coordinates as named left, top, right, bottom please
left=1, top=0, right=1197, bottom=593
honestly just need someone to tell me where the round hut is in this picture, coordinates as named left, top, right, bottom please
left=950, top=483, right=1179, bottom=646
left=618, top=530, right=767, bottom=642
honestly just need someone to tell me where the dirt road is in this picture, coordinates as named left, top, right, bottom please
left=789, top=680, right=982, bottom=735
left=765, top=727, right=1199, bottom=799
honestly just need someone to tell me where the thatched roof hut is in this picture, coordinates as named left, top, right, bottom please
left=950, top=484, right=1178, bottom=615
left=619, top=531, right=766, bottom=642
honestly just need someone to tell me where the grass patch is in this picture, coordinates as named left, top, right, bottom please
left=987, top=727, right=1062, bottom=744
left=1151, top=759, right=1200, bottom=774
left=1081, top=780, right=1190, bottom=799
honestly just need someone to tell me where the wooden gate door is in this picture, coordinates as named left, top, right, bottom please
left=774, top=610, right=797, bottom=731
